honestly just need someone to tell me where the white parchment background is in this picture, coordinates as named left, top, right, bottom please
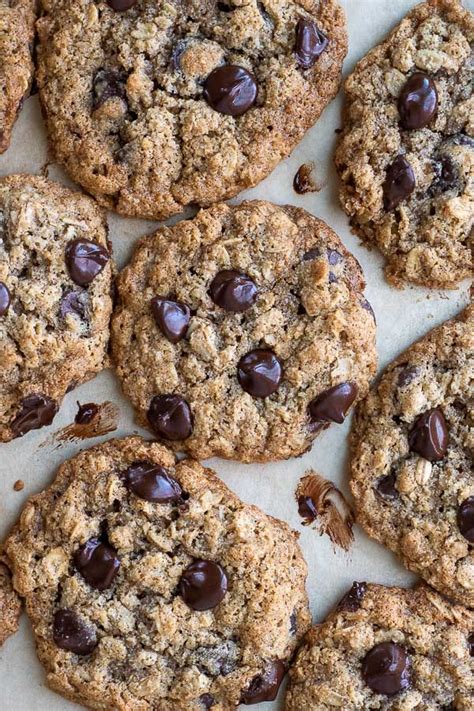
left=0, top=1, right=472, bottom=708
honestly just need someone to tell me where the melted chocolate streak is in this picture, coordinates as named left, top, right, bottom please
left=41, top=402, right=119, bottom=448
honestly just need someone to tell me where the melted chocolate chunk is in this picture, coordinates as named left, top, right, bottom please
left=360, top=297, right=376, bottom=322
left=107, top=0, right=136, bottom=12
left=209, top=270, right=257, bottom=312
left=327, top=248, right=343, bottom=265
left=74, top=538, right=120, bottom=590
left=398, top=72, right=438, bottom=130
left=457, top=497, right=474, bottom=543
left=295, top=19, right=328, bottom=69
left=337, top=581, right=367, bottom=612
left=397, top=365, right=419, bottom=388
left=302, top=247, right=321, bottom=261
left=308, top=382, right=358, bottom=430
left=92, top=69, right=126, bottom=110
left=75, top=402, right=99, bottom=425
left=199, top=694, right=215, bottom=709
left=151, top=297, right=191, bottom=343
left=408, top=408, right=448, bottom=461
left=375, top=473, right=399, bottom=500
left=468, top=632, right=474, bottom=656
left=383, top=156, right=415, bottom=211
left=203, top=65, right=257, bottom=116
left=430, top=155, right=459, bottom=196
left=237, top=349, right=283, bottom=398
left=241, top=661, right=286, bottom=704
left=297, top=495, right=317, bottom=524
left=0, top=282, right=11, bottom=316
left=147, top=394, right=193, bottom=441
left=11, top=395, right=58, bottom=438
left=122, top=461, right=183, bottom=503
left=65, top=239, right=110, bottom=287
left=53, top=609, right=98, bottom=655
left=362, top=642, right=411, bottom=695
left=179, top=560, right=228, bottom=611
left=60, top=290, right=88, bottom=320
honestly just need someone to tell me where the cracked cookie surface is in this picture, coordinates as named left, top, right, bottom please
left=335, top=0, right=473, bottom=288
left=36, top=0, right=347, bottom=219
left=0, top=0, right=35, bottom=154
left=285, top=583, right=474, bottom=710
left=111, top=200, right=377, bottom=463
left=4, top=436, right=310, bottom=710
left=0, top=175, right=114, bottom=443
left=0, top=563, right=21, bottom=646
left=351, top=306, right=474, bottom=607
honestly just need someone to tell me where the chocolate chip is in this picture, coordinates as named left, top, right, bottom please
left=337, top=581, right=367, bottom=612
left=308, top=382, right=358, bottom=430
left=298, top=495, right=317, bottom=524
left=362, top=642, right=411, bottom=695
left=75, top=402, right=99, bottom=425
left=199, top=694, right=215, bottom=709
left=74, top=538, right=120, bottom=591
left=92, top=69, right=126, bottom=110
left=327, top=249, right=343, bottom=265
left=147, top=394, right=193, bottom=441
left=179, top=560, right=228, bottom=611
left=398, top=72, right=438, bottom=130
left=65, top=239, right=110, bottom=287
left=53, top=609, right=97, bottom=655
left=457, top=497, right=474, bottom=543
left=237, top=349, right=283, bottom=398
left=397, top=365, right=418, bottom=388
left=468, top=632, right=474, bottom=656
left=203, top=65, right=257, bottom=116
left=122, top=461, right=183, bottom=503
left=295, top=19, right=328, bottom=69
left=151, top=297, right=191, bottom=343
left=383, top=156, right=415, bottom=211
left=106, top=0, right=136, bottom=12
left=328, top=272, right=338, bottom=284
left=302, top=247, right=321, bottom=261
left=11, top=394, right=58, bottom=438
left=430, top=155, right=459, bottom=196
left=375, top=473, right=398, bottom=500
left=408, top=408, right=448, bottom=461
left=0, top=282, right=10, bottom=316
left=241, top=661, right=286, bottom=704
left=209, top=270, right=258, bottom=312
left=290, top=611, right=297, bottom=634
left=60, top=290, right=88, bottom=320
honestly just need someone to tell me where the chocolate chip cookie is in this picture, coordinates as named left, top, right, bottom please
left=335, top=0, right=474, bottom=289
left=111, top=200, right=377, bottom=462
left=36, top=0, right=347, bottom=220
left=285, top=582, right=474, bottom=710
left=0, top=0, right=35, bottom=154
left=351, top=305, right=474, bottom=608
left=4, top=436, right=311, bottom=710
left=0, top=562, right=21, bottom=646
left=0, top=174, right=114, bottom=443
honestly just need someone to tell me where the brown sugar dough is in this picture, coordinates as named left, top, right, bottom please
left=0, top=563, right=21, bottom=646
left=36, top=0, right=347, bottom=219
left=0, top=174, right=114, bottom=443
left=351, top=306, right=474, bottom=608
left=111, top=200, right=377, bottom=463
left=0, top=0, right=35, bottom=154
left=335, top=0, right=474, bottom=288
left=285, top=583, right=474, bottom=710
left=4, top=435, right=311, bottom=710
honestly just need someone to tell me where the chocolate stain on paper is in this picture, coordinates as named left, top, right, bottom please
left=296, top=471, right=354, bottom=551
left=42, top=401, right=119, bottom=447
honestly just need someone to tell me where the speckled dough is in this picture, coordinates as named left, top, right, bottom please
left=0, top=562, right=21, bottom=646
left=0, top=175, right=114, bottom=443
left=111, top=200, right=377, bottom=463
left=351, top=306, right=474, bottom=608
left=0, top=0, right=35, bottom=154
left=36, top=0, right=347, bottom=220
left=4, top=436, right=311, bottom=711
left=285, top=583, right=474, bottom=710
left=335, top=0, right=474, bottom=289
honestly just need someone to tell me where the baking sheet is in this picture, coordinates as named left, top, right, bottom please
left=0, top=1, right=472, bottom=708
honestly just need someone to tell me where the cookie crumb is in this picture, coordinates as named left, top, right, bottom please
left=296, top=471, right=354, bottom=551
left=13, top=480, right=24, bottom=491
left=293, top=163, right=320, bottom=194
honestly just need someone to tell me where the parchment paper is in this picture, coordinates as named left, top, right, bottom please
left=0, top=1, right=472, bottom=708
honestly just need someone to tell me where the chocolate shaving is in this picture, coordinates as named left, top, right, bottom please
left=295, top=471, right=354, bottom=551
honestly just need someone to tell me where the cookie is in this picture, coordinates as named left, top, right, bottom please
left=335, top=0, right=474, bottom=289
left=36, top=0, right=347, bottom=220
left=285, top=582, right=474, bottom=710
left=0, top=562, right=21, bottom=646
left=111, top=200, right=377, bottom=463
left=0, top=174, right=114, bottom=443
left=351, top=305, right=474, bottom=608
left=4, top=436, right=311, bottom=710
left=0, top=0, right=35, bottom=154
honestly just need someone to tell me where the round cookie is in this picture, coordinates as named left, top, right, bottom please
left=111, top=200, right=377, bottom=463
left=285, top=583, right=474, bottom=710
left=335, top=0, right=473, bottom=289
left=0, top=174, right=114, bottom=442
left=351, top=306, right=474, bottom=608
left=4, top=436, right=311, bottom=710
left=0, top=562, right=21, bottom=646
left=0, top=0, right=35, bottom=154
left=36, top=0, right=347, bottom=220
